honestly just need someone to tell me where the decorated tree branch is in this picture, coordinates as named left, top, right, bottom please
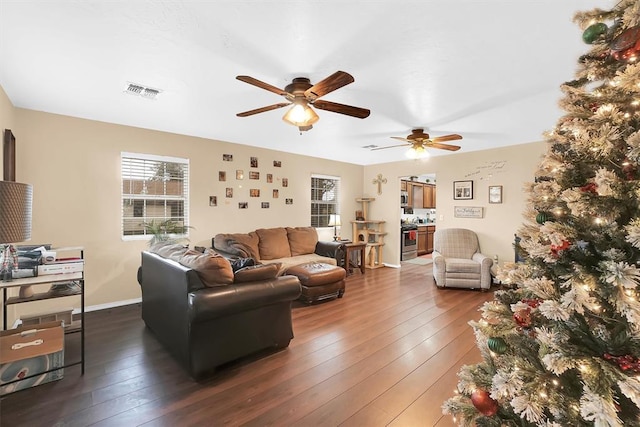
left=443, top=1, right=640, bottom=425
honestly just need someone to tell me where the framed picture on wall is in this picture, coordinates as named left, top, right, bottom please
left=489, top=185, right=503, bottom=204
left=453, top=180, right=473, bottom=200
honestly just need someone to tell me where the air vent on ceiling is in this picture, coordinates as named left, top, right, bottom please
left=362, top=144, right=378, bottom=149
left=124, top=82, right=162, bottom=100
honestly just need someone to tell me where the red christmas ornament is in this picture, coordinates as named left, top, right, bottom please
left=622, top=159, right=637, bottom=180
left=470, top=389, right=499, bottom=416
left=611, top=26, right=640, bottom=61
left=522, top=298, right=542, bottom=309
left=550, top=240, right=571, bottom=257
left=604, top=353, right=640, bottom=373
left=513, top=308, right=532, bottom=327
left=580, top=182, right=598, bottom=194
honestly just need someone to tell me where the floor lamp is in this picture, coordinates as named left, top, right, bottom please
left=0, top=181, right=33, bottom=297
left=328, top=213, right=341, bottom=241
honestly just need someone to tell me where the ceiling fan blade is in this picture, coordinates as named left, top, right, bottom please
left=236, top=76, right=288, bottom=97
left=313, top=100, right=370, bottom=118
left=430, top=134, right=462, bottom=143
left=428, top=142, right=461, bottom=151
left=236, top=103, right=290, bottom=117
left=391, top=136, right=411, bottom=142
left=370, top=143, right=410, bottom=151
left=304, top=71, right=354, bottom=101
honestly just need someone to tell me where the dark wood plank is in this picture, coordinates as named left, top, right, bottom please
left=0, top=263, right=493, bottom=427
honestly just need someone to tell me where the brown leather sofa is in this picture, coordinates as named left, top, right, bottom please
left=213, top=227, right=346, bottom=302
left=138, top=245, right=302, bottom=379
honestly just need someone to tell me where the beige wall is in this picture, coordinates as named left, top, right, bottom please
left=3, top=107, right=362, bottom=324
left=362, top=142, right=546, bottom=266
left=0, top=83, right=546, bottom=323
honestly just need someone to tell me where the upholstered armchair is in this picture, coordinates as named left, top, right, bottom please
left=432, top=228, right=492, bottom=290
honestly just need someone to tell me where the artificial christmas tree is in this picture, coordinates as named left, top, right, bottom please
left=443, top=1, right=640, bottom=425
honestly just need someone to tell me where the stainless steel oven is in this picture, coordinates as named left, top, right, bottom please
left=401, top=224, right=418, bottom=260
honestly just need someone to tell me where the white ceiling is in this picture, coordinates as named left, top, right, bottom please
left=0, top=0, right=610, bottom=165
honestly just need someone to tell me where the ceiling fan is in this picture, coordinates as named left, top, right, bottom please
left=371, top=128, right=463, bottom=158
left=235, top=71, right=370, bottom=132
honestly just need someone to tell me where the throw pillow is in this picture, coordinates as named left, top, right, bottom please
left=233, top=263, right=281, bottom=283
left=179, top=249, right=234, bottom=286
left=286, top=227, right=318, bottom=256
left=213, top=232, right=260, bottom=260
left=255, top=227, right=292, bottom=260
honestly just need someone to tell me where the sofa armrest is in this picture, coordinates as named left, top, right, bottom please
left=472, top=252, right=493, bottom=289
left=315, top=240, right=346, bottom=265
left=189, top=275, right=302, bottom=323
left=432, top=250, right=446, bottom=286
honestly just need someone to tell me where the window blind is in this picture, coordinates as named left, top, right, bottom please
left=121, top=152, right=189, bottom=238
left=310, top=174, right=340, bottom=228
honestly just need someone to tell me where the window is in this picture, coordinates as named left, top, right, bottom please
left=311, top=174, right=340, bottom=227
left=121, top=152, right=189, bottom=238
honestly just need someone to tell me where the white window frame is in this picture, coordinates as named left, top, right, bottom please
left=311, top=174, right=340, bottom=228
left=121, top=152, right=190, bottom=240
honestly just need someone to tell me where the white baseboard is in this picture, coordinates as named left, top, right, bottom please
left=72, top=297, right=142, bottom=315
left=384, top=263, right=401, bottom=269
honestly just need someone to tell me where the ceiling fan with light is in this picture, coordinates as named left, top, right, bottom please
left=371, top=128, right=463, bottom=159
left=235, top=71, right=370, bottom=132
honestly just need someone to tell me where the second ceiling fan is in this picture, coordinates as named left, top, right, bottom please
left=372, top=128, right=463, bottom=158
left=236, top=71, right=370, bottom=132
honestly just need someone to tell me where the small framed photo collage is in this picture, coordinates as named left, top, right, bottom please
left=210, top=154, right=292, bottom=209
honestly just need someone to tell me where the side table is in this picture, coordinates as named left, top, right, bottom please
left=344, top=242, right=366, bottom=276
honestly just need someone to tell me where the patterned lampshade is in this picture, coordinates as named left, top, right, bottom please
left=0, top=181, right=32, bottom=243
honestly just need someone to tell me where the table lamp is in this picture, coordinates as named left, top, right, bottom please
left=0, top=181, right=33, bottom=296
left=328, top=213, right=341, bottom=241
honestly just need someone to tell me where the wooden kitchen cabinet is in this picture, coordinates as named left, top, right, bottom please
left=426, top=225, right=435, bottom=253
left=417, top=225, right=428, bottom=255
left=411, top=183, right=423, bottom=209
left=423, top=184, right=436, bottom=208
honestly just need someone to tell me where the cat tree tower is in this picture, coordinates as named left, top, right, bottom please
left=351, top=197, right=386, bottom=269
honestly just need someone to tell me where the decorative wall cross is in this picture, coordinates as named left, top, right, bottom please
left=372, top=173, right=387, bottom=195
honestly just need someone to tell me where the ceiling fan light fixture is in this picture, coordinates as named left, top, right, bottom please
left=405, top=145, right=430, bottom=159
left=282, top=101, right=319, bottom=127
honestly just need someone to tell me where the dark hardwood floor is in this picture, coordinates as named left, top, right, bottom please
left=0, top=263, right=494, bottom=427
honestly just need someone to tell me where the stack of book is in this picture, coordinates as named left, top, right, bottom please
left=37, top=258, right=84, bottom=276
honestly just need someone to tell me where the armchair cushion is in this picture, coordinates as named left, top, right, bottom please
left=445, top=258, right=481, bottom=274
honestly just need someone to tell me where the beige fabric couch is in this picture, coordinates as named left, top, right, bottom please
left=213, top=227, right=343, bottom=273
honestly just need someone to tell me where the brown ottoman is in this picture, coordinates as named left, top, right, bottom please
left=285, top=262, right=346, bottom=303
